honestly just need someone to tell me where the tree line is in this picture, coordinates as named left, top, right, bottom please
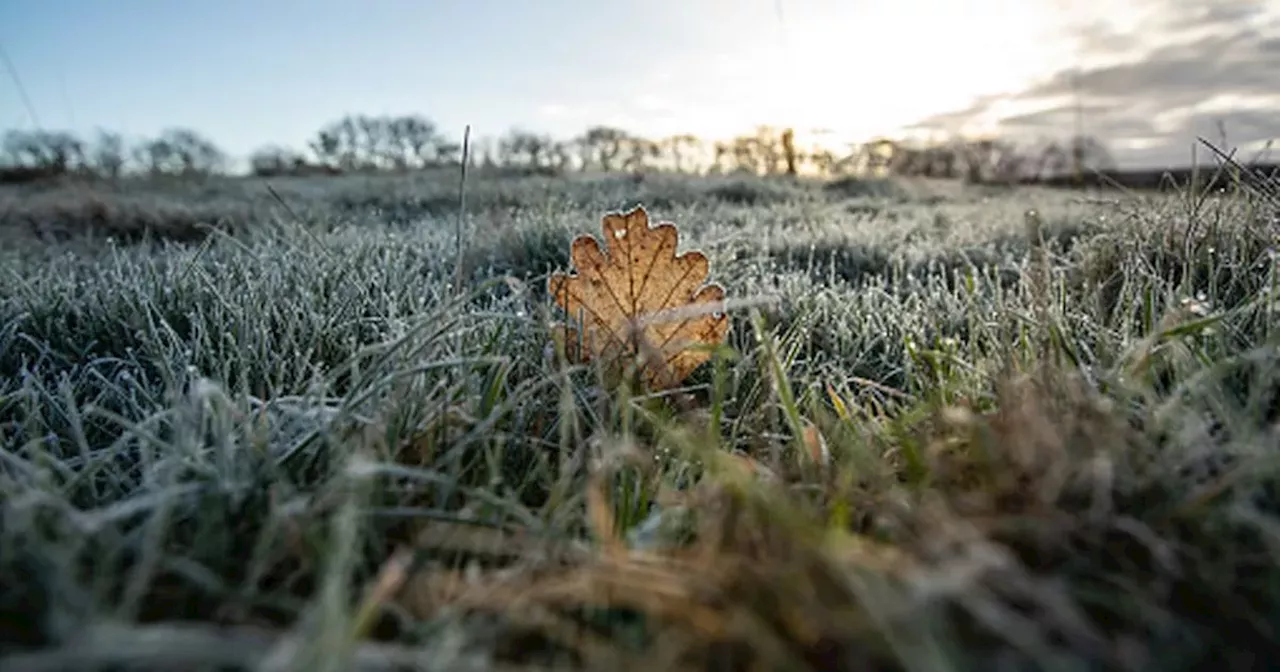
left=0, top=112, right=1118, bottom=186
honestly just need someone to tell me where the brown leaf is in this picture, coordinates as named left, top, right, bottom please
left=548, top=205, right=729, bottom=390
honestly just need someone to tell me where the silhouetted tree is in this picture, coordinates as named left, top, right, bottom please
left=661, top=134, right=702, bottom=173
left=309, top=114, right=449, bottom=171
left=578, top=126, right=627, bottom=172
left=1068, top=134, right=1115, bottom=178
left=993, top=145, right=1031, bottom=184
left=549, top=140, right=575, bottom=171
left=809, top=148, right=838, bottom=176
left=434, top=139, right=462, bottom=165
left=498, top=129, right=554, bottom=168
left=622, top=136, right=660, bottom=173
left=472, top=137, right=498, bottom=170
left=393, top=115, right=441, bottom=167
left=2, top=129, right=85, bottom=174
left=133, top=137, right=173, bottom=176
left=781, top=128, right=798, bottom=176
left=249, top=145, right=310, bottom=176
left=0, top=111, right=1132, bottom=186
left=309, top=122, right=361, bottom=171
left=87, top=130, right=127, bottom=178
left=751, top=126, right=786, bottom=175
left=133, top=128, right=225, bottom=176
left=353, top=115, right=388, bottom=168
left=852, top=138, right=898, bottom=177
left=710, top=141, right=731, bottom=174
left=1037, top=141, right=1070, bottom=180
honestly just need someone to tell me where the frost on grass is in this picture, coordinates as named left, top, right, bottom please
left=2, top=174, right=1280, bottom=671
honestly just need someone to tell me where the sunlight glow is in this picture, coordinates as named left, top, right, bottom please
left=629, top=0, right=1081, bottom=151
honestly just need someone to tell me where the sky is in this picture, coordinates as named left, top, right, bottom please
left=1, top=0, right=1277, bottom=171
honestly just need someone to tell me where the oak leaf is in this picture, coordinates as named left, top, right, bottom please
left=548, top=205, right=729, bottom=390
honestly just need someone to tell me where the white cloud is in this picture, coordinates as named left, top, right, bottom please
left=537, top=103, right=570, bottom=117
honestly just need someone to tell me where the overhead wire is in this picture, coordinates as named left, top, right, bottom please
left=0, top=41, right=42, bottom=130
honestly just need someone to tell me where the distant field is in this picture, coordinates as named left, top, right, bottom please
left=2, top=170, right=1278, bottom=671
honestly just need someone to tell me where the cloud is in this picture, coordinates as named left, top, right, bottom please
left=906, top=0, right=1280, bottom=168
left=537, top=103, right=571, bottom=118
left=634, top=94, right=675, bottom=114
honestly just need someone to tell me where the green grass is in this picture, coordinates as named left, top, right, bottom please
left=2, top=170, right=1279, bottom=671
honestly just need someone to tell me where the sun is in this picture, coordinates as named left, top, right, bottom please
left=669, top=0, right=1077, bottom=152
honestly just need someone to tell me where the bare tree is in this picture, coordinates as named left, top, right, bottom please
left=1, top=129, right=86, bottom=175
left=781, top=128, right=798, bottom=176
left=750, top=126, right=787, bottom=175
left=309, top=129, right=341, bottom=170
left=133, top=128, right=225, bottom=176
left=855, top=138, right=899, bottom=177
left=578, top=126, right=627, bottom=172
left=306, top=116, right=373, bottom=170
left=381, top=116, right=411, bottom=169
left=661, top=134, right=702, bottom=173
left=471, top=136, right=498, bottom=170
left=993, top=146, right=1031, bottom=184
left=1068, top=134, right=1115, bottom=178
left=809, top=148, right=838, bottom=177
left=353, top=115, right=388, bottom=169
left=498, top=129, right=554, bottom=168
left=1037, top=141, right=1070, bottom=180
left=621, top=136, right=660, bottom=173
left=249, top=145, right=310, bottom=176
left=311, top=115, right=410, bottom=171
left=391, top=115, right=440, bottom=167
left=729, top=135, right=762, bottom=174
left=168, top=128, right=226, bottom=175
left=710, top=141, right=731, bottom=174
left=433, top=138, right=463, bottom=166
left=88, top=130, right=127, bottom=178
left=133, top=136, right=173, bottom=176
left=549, top=140, right=575, bottom=172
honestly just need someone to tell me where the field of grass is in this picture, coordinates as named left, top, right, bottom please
left=2, top=168, right=1279, bottom=671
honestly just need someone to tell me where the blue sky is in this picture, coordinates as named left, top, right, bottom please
left=2, top=0, right=1277, bottom=169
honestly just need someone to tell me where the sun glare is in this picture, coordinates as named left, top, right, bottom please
left=667, top=0, right=1078, bottom=152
